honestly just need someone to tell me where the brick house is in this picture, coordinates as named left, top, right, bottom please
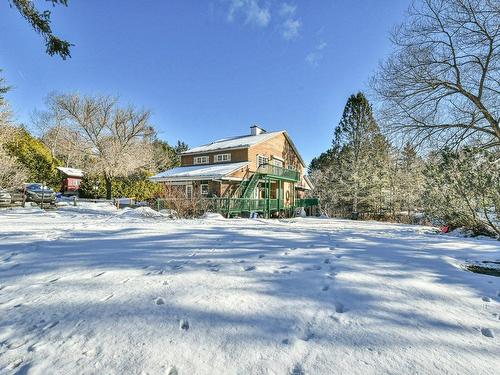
left=151, top=125, right=317, bottom=217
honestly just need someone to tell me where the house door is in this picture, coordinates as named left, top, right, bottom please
left=185, top=184, right=193, bottom=198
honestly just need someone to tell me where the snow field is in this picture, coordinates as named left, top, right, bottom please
left=0, top=206, right=499, bottom=374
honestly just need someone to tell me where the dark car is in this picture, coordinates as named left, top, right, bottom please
left=24, top=183, right=56, bottom=204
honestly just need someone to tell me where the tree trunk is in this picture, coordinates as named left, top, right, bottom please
left=105, top=175, right=112, bottom=200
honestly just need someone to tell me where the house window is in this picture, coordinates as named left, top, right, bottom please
left=185, top=185, right=193, bottom=198
left=257, top=155, right=269, bottom=168
left=200, top=183, right=209, bottom=196
left=214, top=153, right=231, bottom=163
left=271, top=159, right=283, bottom=168
left=194, top=156, right=209, bottom=165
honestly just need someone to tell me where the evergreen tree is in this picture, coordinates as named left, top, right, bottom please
left=423, top=148, right=500, bottom=237
left=331, top=92, right=389, bottom=213
left=3, top=127, right=60, bottom=187
left=9, top=0, right=72, bottom=59
left=151, top=139, right=189, bottom=172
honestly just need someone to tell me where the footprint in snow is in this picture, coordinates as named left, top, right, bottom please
left=322, top=285, right=330, bottom=291
left=207, top=264, right=220, bottom=272
left=258, top=254, right=265, bottom=258
left=324, top=258, right=331, bottom=264
left=242, top=265, right=256, bottom=272
left=303, top=265, right=321, bottom=271
left=481, top=328, right=494, bottom=338
left=155, top=297, right=165, bottom=305
left=482, top=296, right=491, bottom=302
left=325, top=271, right=337, bottom=279
left=291, top=363, right=305, bottom=375
left=179, top=319, right=189, bottom=331
left=334, top=302, right=346, bottom=313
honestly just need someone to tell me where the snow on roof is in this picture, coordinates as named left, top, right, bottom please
left=56, top=167, right=84, bottom=177
left=182, top=131, right=283, bottom=154
left=150, top=161, right=249, bottom=182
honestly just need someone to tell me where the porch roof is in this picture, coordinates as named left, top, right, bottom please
left=150, top=161, right=249, bottom=182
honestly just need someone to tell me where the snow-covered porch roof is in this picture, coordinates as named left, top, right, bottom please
left=150, top=161, right=249, bottom=182
left=56, top=167, right=84, bottom=178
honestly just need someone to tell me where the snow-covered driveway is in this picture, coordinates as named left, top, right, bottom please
left=0, top=206, right=499, bottom=374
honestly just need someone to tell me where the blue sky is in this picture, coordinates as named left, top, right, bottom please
left=0, top=0, right=411, bottom=165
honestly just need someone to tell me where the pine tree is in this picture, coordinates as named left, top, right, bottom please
left=309, top=92, right=391, bottom=217
left=331, top=92, right=389, bottom=214
left=9, top=0, right=72, bottom=59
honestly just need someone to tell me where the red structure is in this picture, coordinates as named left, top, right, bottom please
left=57, top=167, right=84, bottom=196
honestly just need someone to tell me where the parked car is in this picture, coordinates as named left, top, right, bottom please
left=24, top=183, right=56, bottom=204
left=0, top=189, right=11, bottom=206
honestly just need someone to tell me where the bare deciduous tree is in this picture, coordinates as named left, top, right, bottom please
left=372, top=0, right=500, bottom=150
left=49, top=94, right=154, bottom=199
left=33, top=97, right=89, bottom=168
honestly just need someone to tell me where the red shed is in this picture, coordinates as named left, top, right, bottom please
left=57, top=167, right=84, bottom=196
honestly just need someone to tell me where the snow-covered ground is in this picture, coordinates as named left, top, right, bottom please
left=0, top=205, right=499, bottom=374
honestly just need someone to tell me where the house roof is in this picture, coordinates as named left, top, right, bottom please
left=182, top=130, right=306, bottom=167
left=150, top=161, right=249, bottom=182
left=182, top=131, right=282, bottom=154
left=56, top=167, right=84, bottom=177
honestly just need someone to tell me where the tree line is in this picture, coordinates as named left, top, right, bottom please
left=309, top=0, right=499, bottom=237
left=0, top=90, right=187, bottom=201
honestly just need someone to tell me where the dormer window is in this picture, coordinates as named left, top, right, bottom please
left=214, top=153, right=231, bottom=163
left=194, top=156, right=209, bottom=165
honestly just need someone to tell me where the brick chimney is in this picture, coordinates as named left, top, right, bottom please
left=250, top=125, right=266, bottom=136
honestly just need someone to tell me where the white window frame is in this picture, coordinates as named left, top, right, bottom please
left=200, top=183, right=209, bottom=196
left=214, top=153, right=231, bottom=163
left=271, top=158, right=283, bottom=168
left=185, top=184, right=193, bottom=198
left=193, top=155, right=209, bottom=165
left=257, top=155, right=269, bottom=168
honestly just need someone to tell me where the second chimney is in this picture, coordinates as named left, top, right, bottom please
left=250, top=125, right=266, bottom=136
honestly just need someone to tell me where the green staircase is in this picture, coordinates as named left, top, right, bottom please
left=241, top=172, right=261, bottom=198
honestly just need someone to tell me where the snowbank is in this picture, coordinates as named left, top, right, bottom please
left=119, top=206, right=166, bottom=219
left=57, top=201, right=117, bottom=215
left=200, top=212, right=225, bottom=220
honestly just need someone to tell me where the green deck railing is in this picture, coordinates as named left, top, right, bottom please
left=257, top=164, right=299, bottom=182
left=156, top=197, right=319, bottom=216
